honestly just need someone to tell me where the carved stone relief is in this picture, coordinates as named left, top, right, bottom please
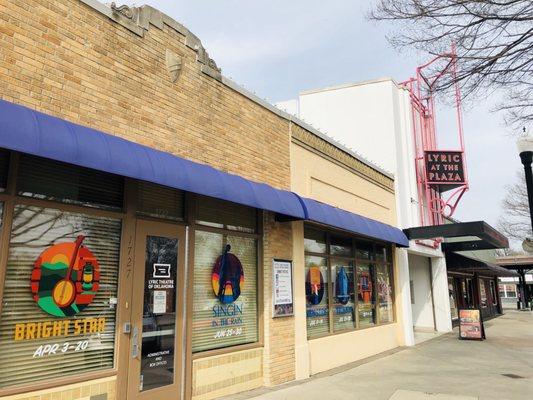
left=166, top=50, right=183, bottom=83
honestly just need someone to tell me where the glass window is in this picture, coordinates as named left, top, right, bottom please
left=17, top=154, right=124, bottom=211
left=192, top=231, right=258, bottom=352
left=196, top=196, right=257, bottom=233
left=375, top=245, right=389, bottom=262
left=331, top=261, right=355, bottom=331
left=305, top=256, right=329, bottom=338
left=141, top=236, right=178, bottom=391
left=0, top=205, right=121, bottom=388
left=357, top=264, right=376, bottom=327
left=448, top=277, right=458, bottom=320
left=304, top=228, right=326, bottom=254
left=464, top=278, right=474, bottom=307
left=356, top=241, right=374, bottom=260
left=505, top=284, right=517, bottom=298
left=304, top=226, right=394, bottom=336
left=489, top=281, right=497, bottom=305
left=0, top=148, right=9, bottom=192
left=480, top=280, right=488, bottom=307
left=330, top=235, right=352, bottom=257
left=137, top=181, right=184, bottom=221
left=498, top=284, right=505, bottom=298
left=377, top=264, right=394, bottom=323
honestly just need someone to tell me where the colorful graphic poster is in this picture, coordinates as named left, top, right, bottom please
left=459, top=309, right=484, bottom=340
left=212, top=246, right=244, bottom=305
left=31, top=235, right=100, bottom=318
left=306, top=265, right=325, bottom=305
left=273, top=260, right=293, bottom=317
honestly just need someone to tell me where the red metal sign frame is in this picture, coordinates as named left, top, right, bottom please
left=401, top=46, right=469, bottom=237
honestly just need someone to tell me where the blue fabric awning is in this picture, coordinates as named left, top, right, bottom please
left=0, top=99, right=305, bottom=219
left=0, top=99, right=409, bottom=247
left=300, top=197, right=409, bottom=247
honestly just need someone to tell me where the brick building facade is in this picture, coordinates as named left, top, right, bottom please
left=0, top=2, right=409, bottom=400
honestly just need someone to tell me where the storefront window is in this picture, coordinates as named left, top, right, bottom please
left=192, top=231, right=258, bottom=352
left=331, top=260, right=355, bottom=331
left=304, top=227, right=394, bottom=338
left=377, top=264, right=394, bottom=323
left=490, top=280, right=497, bottom=305
left=304, top=228, right=326, bottom=254
left=356, top=241, right=374, bottom=260
left=137, top=182, right=184, bottom=221
left=480, top=280, right=488, bottom=307
left=375, top=245, right=389, bottom=262
left=505, top=284, right=517, bottom=298
left=448, top=277, right=458, bottom=320
left=0, top=205, right=121, bottom=388
left=17, top=154, right=124, bottom=211
left=306, top=256, right=329, bottom=337
left=196, top=196, right=256, bottom=233
left=498, top=284, right=505, bottom=298
left=330, top=235, right=352, bottom=257
left=463, top=278, right=474, bottom=308
left=357, top=264, right=376, bottom=327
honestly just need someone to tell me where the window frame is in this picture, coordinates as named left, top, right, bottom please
left=304, top=225, right=395, bottom=340
left=16, top=153, right=125, bottom=212
left=188, top=195, right=264, bottom=360
left=0, top=152, right=126, bottom=397
left=489, top=280, right=498, bottom=306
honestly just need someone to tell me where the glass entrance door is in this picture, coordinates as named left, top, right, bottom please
left=127, top=220, right=186, bottom=400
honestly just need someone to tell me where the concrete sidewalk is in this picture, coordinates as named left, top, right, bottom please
left=228, top=310, right=533, bottom=400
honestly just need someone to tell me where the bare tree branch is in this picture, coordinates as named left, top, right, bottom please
left=370, top=0, right=533, bottom=131
left=498, top=172, right=532, bottom=244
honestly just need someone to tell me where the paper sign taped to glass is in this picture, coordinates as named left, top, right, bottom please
left=273, top=260, right=294, bottom=317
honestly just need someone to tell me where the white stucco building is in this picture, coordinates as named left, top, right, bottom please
left=277, top=78, right=454, bottom=345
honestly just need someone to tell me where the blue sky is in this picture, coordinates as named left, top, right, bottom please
left=138, top=0, right=520, bottom=237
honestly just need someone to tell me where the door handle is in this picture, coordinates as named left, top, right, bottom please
left=131, top=326, right=140, bottom=359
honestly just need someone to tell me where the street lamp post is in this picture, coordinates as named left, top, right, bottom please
left=517, top=136, right=533, bottom=310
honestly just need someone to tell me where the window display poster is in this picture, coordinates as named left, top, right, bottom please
left=273, top=260, right=293, bottom=317
left=459, top=309, right=485, bottom=340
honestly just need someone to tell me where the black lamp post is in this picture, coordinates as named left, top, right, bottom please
left=517, top=136, right=533, bottom=309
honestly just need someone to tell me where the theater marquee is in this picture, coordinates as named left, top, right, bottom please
left=425, top=150, right=466, bottom=191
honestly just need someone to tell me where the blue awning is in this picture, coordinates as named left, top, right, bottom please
left=0, top=99, right=305, bottom=219
left=0, top=99, right=409, bottom=247
left=300, top=197, right=409, bottom=247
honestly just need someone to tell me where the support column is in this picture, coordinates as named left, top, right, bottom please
left=292, top=221, right=310, bottom=379
left=263, top=213, right=295, bottom=386
left=518, top=269, right=528, bottom=310
left=397, top=249, right=415, bottom=346
left=430, top=257, right=453, bottom=332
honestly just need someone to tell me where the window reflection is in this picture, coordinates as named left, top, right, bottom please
left=141, top=235, right=178, bottom=392
left=305, top=256, right=329, bottom=338
left=357, top=264, right=376, bottom=327
left=304, top=228, right=327, bottom=254
left=377, top=264, right=394, bottom=323
left=331, top=261, right=355, bottom=331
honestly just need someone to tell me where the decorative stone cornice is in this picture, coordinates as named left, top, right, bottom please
left=291, top=125, right=395, bottom=192
left=80, top=1, right=221, bottom=75
left=110, top=2, right=137, bottom=20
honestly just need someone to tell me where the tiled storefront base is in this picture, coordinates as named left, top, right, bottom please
left=192, top=348, right=263, bottom=400
left=1, top=376, right=116, bottom=400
